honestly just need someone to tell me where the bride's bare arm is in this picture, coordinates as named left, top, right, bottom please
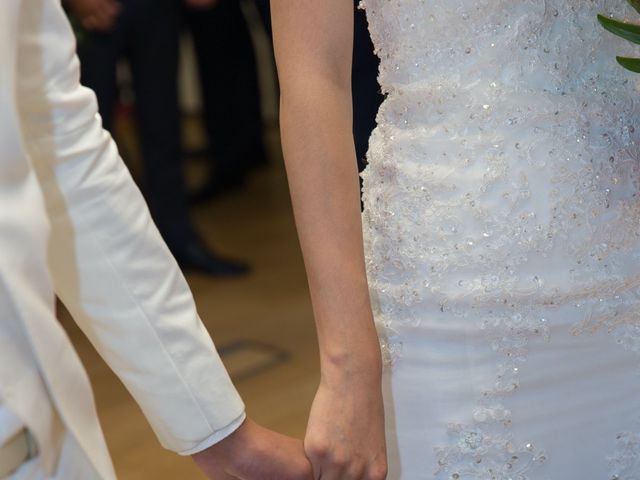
left=271, top=2, right=387, bottom=480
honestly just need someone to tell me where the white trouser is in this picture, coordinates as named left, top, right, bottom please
left=7, top=432, right=100, bottom=480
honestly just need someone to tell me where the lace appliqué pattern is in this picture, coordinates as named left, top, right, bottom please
left=572, top=291, right=640, bottom=479
left=433, top=307, right=550, bottom=479
left=608, top=428, right=640, bottom=480
left=359, top=0, right=640, bottom=476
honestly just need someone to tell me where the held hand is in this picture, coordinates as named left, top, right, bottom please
left=66, top=0, right=121, bottom=32
left=192, top=418, right=313, bottom=480
left=304, top=360, right=388, bottom=480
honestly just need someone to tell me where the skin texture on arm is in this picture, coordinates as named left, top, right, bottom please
left=271, top=2, right=387, bottom=479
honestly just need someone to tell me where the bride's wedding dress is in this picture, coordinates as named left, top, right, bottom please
left=359, top=1, right=640, bottom=478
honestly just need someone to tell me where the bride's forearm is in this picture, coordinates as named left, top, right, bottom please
left=279, top=80, right=381, bottom=379
left=272, top=5, right=388, bottom=478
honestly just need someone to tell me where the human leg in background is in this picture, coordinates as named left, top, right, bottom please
left=186, top=0, right=268, bottom=202
left=74, top=0, right=249, bottom=276
left=127, top=0, right=249, bottom=275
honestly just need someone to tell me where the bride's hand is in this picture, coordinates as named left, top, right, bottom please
left=304, top=357, right=387, bottom=480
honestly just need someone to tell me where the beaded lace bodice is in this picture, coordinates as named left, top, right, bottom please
left=359, top=1, right=640, bottom=478
left=362, top=0, right=640, bottom=310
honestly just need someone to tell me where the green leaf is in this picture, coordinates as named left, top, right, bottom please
left=617, top=56, right=640, bottom=72
left=628, top=0, right=640, bottom=15
left=598, top=14, right=640, bottom=45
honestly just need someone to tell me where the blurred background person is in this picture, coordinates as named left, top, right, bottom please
left=65, top=0, right=249, bottom=276
left=185, top=0, right=269, bottom=203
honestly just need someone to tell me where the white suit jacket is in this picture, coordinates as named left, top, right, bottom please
left=0, top=1, right=245, bottom=478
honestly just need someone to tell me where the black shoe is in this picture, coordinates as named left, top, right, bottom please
left=174, top=242, right=250, bottom=276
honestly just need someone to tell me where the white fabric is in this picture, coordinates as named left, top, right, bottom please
left=0, top=276, right=66, bottom=476
left=360, top=0, right=640, bottom=478
left=0, top=429, right=29, bottom=478
left=0, top=407, right=24, bottom=448
left=8, top=431, right=98, bottom=480
left=0, top=1, right=245, bottom=478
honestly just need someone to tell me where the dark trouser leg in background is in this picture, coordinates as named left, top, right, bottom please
left=186, top=0, right=267, bottom=201
left=127, top=0, right=195, bottom=252
left=127, top=0, right=248, bottom=275
left=77, top=0, right=248, bottom=276
left=77, top=7, right=126, bottom=132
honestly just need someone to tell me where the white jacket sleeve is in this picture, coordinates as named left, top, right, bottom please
left=14, top=0, right=245, bottom=454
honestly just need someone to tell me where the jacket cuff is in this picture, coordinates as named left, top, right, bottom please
left=176, top=410, right=247, bottom=456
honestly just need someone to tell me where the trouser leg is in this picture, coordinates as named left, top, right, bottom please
left=128, top=0, right=197, bottom=251
left=187, top=0, right=265, bottom=185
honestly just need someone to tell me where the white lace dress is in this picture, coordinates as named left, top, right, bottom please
left=359, top=1, right=640, bottom=478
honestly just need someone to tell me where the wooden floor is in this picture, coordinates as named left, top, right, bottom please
left=59, top=125, right=320, bottom=479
